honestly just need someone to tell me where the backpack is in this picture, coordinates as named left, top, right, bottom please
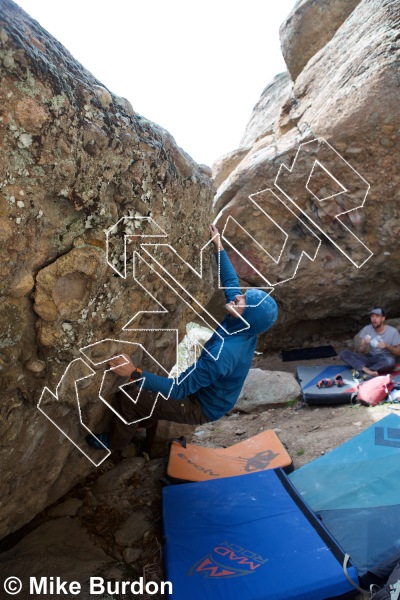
left=371, top=562, right=400, bottom=599
left=357, top=375, right=394, bottom=406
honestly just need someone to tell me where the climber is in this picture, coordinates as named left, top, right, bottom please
left=87, top=224, right=278, bottom=451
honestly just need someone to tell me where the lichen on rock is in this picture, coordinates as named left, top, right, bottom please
left=0, top=0, right=214, bottom=539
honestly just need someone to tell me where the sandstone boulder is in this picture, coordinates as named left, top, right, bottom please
left=212, top=73, right=293, bottom=189
left=240, top=72, right=293, bottom=148
left=0, top=0, right=214, bottom=539
left=212, top=0, right=400, bottom=351
left=280, top=0, right=362, bottom=81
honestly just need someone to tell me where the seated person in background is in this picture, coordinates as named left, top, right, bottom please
left=340, top=307, right=400, bottom=377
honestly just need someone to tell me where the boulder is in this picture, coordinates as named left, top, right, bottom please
left=236, top=369, right=301, bottom=412
left=212, top=147, right=250, bottom=189
left=114, top=511, right=153, bottom=547
left=280, top=0, right=362, bottom=80
left=212, top=73, right=292, bottom=189
left=0, top=518, right=120, bottom=599
left=92, top=457, right=146, bottom=497
left=213, top=0, right=400, bottom=350
left=0, top=0, right=214, bottom=539
left=240, top=72, right=293, bottom=148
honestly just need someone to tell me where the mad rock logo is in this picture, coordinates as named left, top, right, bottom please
left=188, top=542, right=269, bottom=579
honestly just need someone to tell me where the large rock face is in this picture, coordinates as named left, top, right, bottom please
left=280, top=0, right=362, bottom=81
left=0, top=0, right=214, bottom=539
left=212, top=0, right=400, bottom=350
left=240, top=73, right=293, bottom=149
left=212, top=73, right=293, bottom=189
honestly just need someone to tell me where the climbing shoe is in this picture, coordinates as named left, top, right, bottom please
left=334, top=374, right=344, bottom=387
left=317, top=378, right=334, bottom=388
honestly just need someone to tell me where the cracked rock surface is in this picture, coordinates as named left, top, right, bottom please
left=0, top=0, right=214, bottom=539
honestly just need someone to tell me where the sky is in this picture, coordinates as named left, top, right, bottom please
left=15, top=0, right=297, bottom=166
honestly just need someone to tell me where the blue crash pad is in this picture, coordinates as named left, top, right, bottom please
left=162, top=468, right=358, bottom=599
left=290, top=413, right=400, bottom=577
left=296, top=364, right=400, bottom=405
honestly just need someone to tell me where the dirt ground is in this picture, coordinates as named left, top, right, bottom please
left=192, top=348, right=396, bottom=470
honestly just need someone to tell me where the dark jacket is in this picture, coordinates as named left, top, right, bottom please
left=141, top=250, right=278, bottom=420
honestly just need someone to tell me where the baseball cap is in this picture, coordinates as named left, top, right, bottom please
left=370, top=307, right=385, bottom=316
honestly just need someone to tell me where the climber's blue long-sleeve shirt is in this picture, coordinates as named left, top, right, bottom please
left=140, top=250, right=278, bottom=421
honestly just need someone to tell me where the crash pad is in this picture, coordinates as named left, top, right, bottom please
left=296, top=365, right=358, bottom=405
left=162, top=468, right=359, bottom=600
left=290, top=413, right=400, bottom=579
left=296, top=364, right=400, bottom=405
left=166, top=429, right=293, bottom=482
left=282, top=344, right=337, bottom=362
